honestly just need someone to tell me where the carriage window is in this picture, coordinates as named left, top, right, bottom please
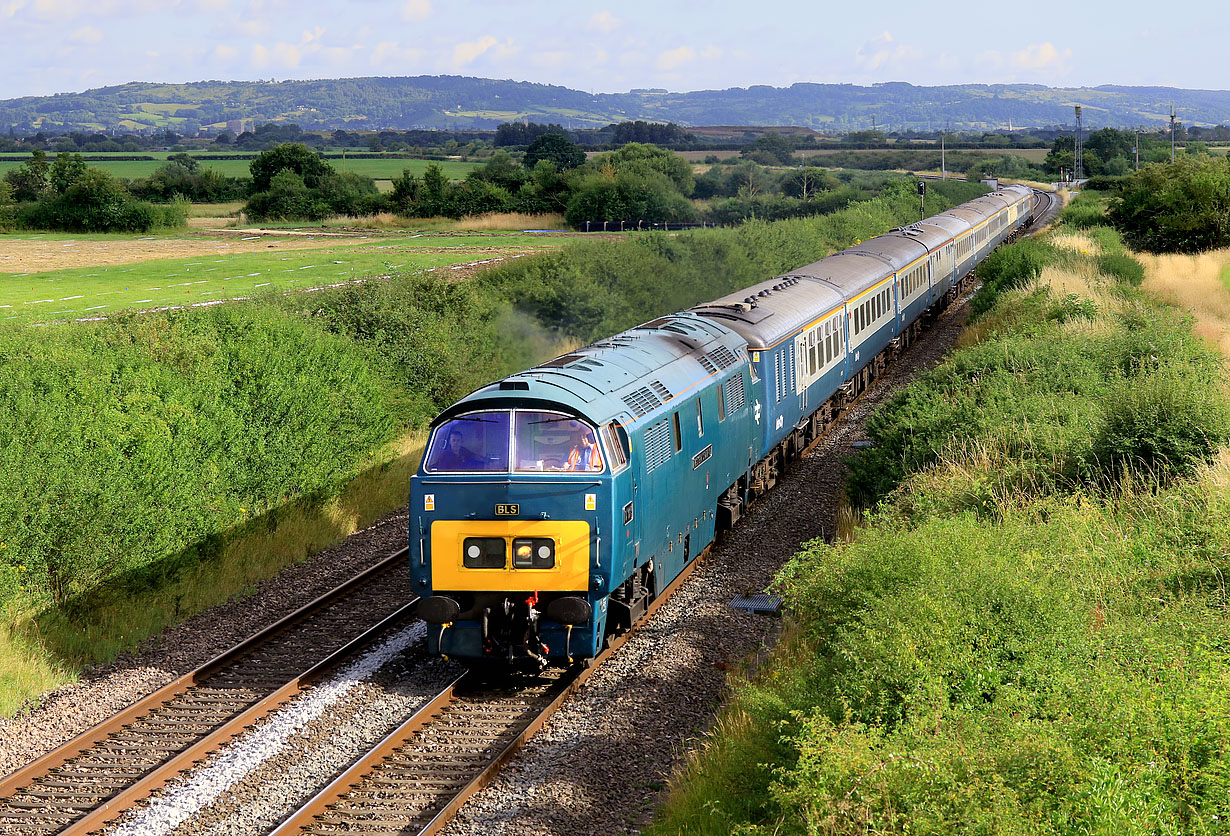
left=426, top=411, right=511, bottom=473
left=514, top=411, right=603, bottom=473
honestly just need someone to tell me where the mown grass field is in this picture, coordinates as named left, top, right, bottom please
left=0, top=155, right=482, bottom=182
left=0, top=232, right=576, bottom=322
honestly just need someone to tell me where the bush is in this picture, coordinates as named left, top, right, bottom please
left=1108, top=157, right=1230, bottom=252
left=17, top=168, right=186, bottom=232
left=1058, top=194, right=1109, bottom=229
left=1080, top=366, right=1230, bottom=482
left=969, top=237, right=1050, bottom=317
left=0, top=305, right=399, bottom=603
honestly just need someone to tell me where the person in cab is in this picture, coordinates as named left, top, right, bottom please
left=564, top=430, right=603, bottom=472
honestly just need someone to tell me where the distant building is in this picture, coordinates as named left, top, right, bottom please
left=226, top=119, right=254, bottom=135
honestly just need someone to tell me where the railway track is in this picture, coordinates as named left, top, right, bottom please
left=0, top=549, right=418, bottom=836
left=269, top=549, right=704, bottom=836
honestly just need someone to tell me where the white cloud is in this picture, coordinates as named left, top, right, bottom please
left=1011, top=42, right=1072, bottom=72
left=68, top=25, right=103, bottom=43
left=450, top=34, right=515, bottom=68
left=657, top=45, right=695, bottom=70
left=250, top=42, right=269, bottom=67
left=213, top=44, right=239, bottom=61
left=401, top=0, right=429, bottom=21
left=855, top=31, right=918, bottom=72
left=587, top=10, right=618, bottom=33
left=2, top=0, right=27, bottom=18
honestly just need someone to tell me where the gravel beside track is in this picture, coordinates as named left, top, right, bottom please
left=0, top=511, right=410, bottom=780
left=438, top=297, right=976, bottom=836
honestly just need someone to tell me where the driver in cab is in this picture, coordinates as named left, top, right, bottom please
left=431, top=428, right=483, bottom=470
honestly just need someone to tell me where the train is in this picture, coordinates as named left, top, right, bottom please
left=409, top=183, right=1038, bottom=669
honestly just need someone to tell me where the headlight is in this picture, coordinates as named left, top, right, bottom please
left=512, top=538, right=555, bottom=569
left=462, top=537, right=506, bottom=568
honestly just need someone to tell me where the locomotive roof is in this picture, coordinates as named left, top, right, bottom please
left=435, top=312, right=748, bottom=431
left=691, top=274, right=847, bottom=350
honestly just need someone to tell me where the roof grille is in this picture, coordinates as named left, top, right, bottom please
left=539, top=353, right=585, bottom=368
left=697, top=355, right=718, bottom=374
left=499, top=380, right=530, bottom=391
left=709, top=345, right=739, bottom=369
left=621, top=386, right=662, bottom=418
left=650, top=380, right=671, bottom=400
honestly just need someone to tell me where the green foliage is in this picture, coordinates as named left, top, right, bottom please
left=522, top=133, right=585, bottom=171
left=1080, top=366, right=1230, bottom=483
left=244, top=144, right=381, bottom=220
left=249, top=142, right=330, bottom=191
left=3, top=148, right=49, bottom=201
left=595, top=142, right=695, bottom=194
left=1109, top=157, right=1230, bottom=252
left=0, top=179, right=13, bottom=230
left=17, top=167, right=186, bottom=232
left=563, top=169, right=696, bottom=228
left=0, top=305, right=399, bottom=604
left=969, top=236, right=1050, bottom=317
left=1059, top=192, right=1110, bottom=229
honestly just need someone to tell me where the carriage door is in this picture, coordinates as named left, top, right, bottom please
left=794, top=331, right=808, bottom=413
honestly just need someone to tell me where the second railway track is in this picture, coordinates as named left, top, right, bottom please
left=0, top=549, right=417, bottom=836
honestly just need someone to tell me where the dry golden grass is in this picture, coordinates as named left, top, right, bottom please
left=1049, top=231, right=1104, bottom=256
left=1138, top=249, right=1230, bottom=357
left=454, top=212, right=567, bottom=231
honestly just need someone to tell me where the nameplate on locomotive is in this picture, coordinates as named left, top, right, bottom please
left=494, top=504, right=519, bottom=516
left=692, top=445, right=713, bottom=469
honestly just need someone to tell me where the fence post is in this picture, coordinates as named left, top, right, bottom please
left=585, top=221, right=590, bottom=232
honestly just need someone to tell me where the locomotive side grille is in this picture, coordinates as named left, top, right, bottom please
left=645, top=419, right=673, bottom=472
left=726, top=374, right=746, bottom=412
left=622, top=386, right=662, bottom=418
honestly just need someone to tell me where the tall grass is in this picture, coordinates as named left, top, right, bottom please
left=1139, top=248, right=1230, bottom=357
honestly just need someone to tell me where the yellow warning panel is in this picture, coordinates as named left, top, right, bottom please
left=430, top=519, right=591, bottom=592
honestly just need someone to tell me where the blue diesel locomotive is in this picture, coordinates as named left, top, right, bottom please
left=410, top=184, right=1037, bottom=668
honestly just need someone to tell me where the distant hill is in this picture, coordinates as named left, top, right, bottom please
left=5, top=76, right=1230, bottom=134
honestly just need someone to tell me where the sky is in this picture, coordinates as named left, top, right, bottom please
left=0, top=0, right=1223, bottom=100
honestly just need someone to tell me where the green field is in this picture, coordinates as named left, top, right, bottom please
left=0, top=155, right=482, bottom=182
left=0, top=232, right=575, bottom=322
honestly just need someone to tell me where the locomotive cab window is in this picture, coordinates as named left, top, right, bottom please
left=515, top=411, right=604, bottom=473
left=426, top=411, right=511, bottom=473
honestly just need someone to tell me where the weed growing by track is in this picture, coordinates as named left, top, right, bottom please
left=651, top=214, right=1230, bottom=835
